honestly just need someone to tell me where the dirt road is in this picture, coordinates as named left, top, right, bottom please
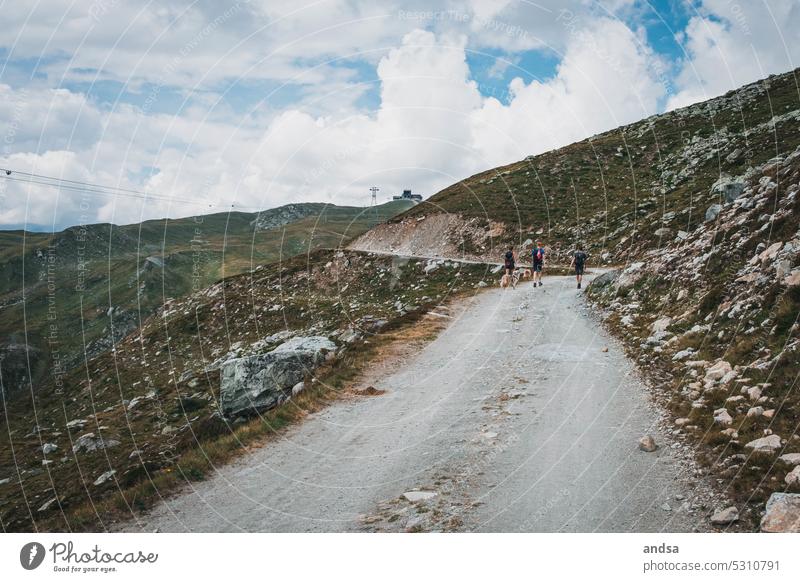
left=120, top=273, right=712, bottom=532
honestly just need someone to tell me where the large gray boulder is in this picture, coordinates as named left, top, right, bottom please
left=220, top=336, right=336, bottom=417
left=588, top=269, right=620, bottom=292
left=710, top=175, right=745, bottom=203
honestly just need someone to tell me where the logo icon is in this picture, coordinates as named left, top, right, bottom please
left=20, top=542, right=46, bottom=570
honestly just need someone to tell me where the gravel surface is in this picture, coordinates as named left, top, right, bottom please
left=119, top=274, right=710, bottom=532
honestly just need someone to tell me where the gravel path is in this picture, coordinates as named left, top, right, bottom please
left=119, top=273, right=710, bottom=532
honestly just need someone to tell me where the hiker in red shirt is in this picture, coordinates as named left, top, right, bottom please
left=531, top=241, right=545, bottom=287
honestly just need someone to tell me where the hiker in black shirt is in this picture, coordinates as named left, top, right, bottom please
left=503, top=246, right=516, bottom=277
left=570, top=245, right=588, bottom=289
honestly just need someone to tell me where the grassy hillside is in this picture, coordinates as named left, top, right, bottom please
left=381, top=68, right=800, bottom=263
left=0, top=248, right=491, bottom=532
left=0, top=200, right=412, bottom=398
left=586, top=146, right=800, bottom=529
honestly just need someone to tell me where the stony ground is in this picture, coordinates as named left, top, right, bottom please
left=117, top=274, right=721, bottom=533
left=586, top=147, right=800, bottom=528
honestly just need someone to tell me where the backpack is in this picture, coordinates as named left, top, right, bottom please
left=574, top=251, right=586, bottom=267
left=504, top=251, right=514, bottom=266
left=533, top=248, right=544, bottom=262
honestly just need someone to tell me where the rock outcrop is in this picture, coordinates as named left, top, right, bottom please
left=220, top=336, right=336, bottom=417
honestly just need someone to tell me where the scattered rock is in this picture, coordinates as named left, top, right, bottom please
left=710, top=175, right=746, bottom=203
left=651, top=317, right=671, bottom=333
left=710, top=506, right=739, bottom=526
left=72, top=433, right=120, bottom=454
left=673, top=348, right=695, bottom=361
left=778, top=453, right=800, bottom=466
left=42, top=443, right=58, bottom=455
left=38, top=497, right=58, bottom=512
left=713, top=408, right=733, bottom=426
left=403, top=490, right=437, bottom=502
left=93, top=470, right=117, bottom=486
left=705, top=360, right=732, bottom=381
left=744, top=434, right=782, bottom=454
left=291, top=381, right=305, bottom=396
left=760, top=493, right=800, bottom=532
left=746, top=406, right=764, bottom=418
left=705, top=204, right=722, bottom=222
left=638, top=435, right=657, bottom=452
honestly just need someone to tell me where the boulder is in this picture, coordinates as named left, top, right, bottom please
left=42, top=443, right=58, bottom=455
left=744, top=434, right=782, bottom=454
left=710, top=506, right=739, bottom=526
left=760, top=493, right=800, bottom=532
left=72, top=433, right=120, bottom=454
left=220, top=336, right=335, bottom=417
left=588, top=270, right=619, bottom=291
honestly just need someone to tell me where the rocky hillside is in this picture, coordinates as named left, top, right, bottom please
left=351, top=68, right=800, bottom=266
left=0, top=248, right=492, bottom=532
left=0, top=200, right=412, bottom=400
left=587, top=146, right=800, bottom=529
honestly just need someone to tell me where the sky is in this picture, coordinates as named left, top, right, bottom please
left=0, top=0, right=798, bottom=230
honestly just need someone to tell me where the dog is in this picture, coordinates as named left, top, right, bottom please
left=500, top=269, right=524, bottom=289
left=520, top=268, right=532, bottom=280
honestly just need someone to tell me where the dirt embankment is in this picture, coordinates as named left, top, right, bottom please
left=348, top=213, right=507, bottom=262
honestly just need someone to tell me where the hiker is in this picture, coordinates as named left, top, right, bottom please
left=531, top=241, right=545, bottom=287
left=503, top=246, right=516, bottom=277
left=570, top=245, right=588, bottom=289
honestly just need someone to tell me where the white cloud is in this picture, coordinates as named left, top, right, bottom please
left=667, top=0, right=800, bottom=110
left=2, top=0, right=797, bottom=231
left=1, top=18, right=669, bottom=229
left=468, top=17, right=666, bottom=167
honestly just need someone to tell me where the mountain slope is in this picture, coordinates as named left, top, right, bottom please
left=352, top=68, right=800, bottom=264
left=0, top=200, right=412, bottom=399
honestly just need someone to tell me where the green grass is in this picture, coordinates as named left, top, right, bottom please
left=0, top=200, right=413, bottom=396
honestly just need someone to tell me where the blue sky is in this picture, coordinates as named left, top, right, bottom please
left=0, top=0, right=798, bottom=230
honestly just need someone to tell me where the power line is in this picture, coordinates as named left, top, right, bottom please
left=0, top=167, right=267, bottom=212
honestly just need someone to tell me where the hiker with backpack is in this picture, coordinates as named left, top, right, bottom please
left=503, top=246, right=516, bottom=277
left=570, top=245, right=588, bottom=289
left=531, top=241, right=545, bottom=287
